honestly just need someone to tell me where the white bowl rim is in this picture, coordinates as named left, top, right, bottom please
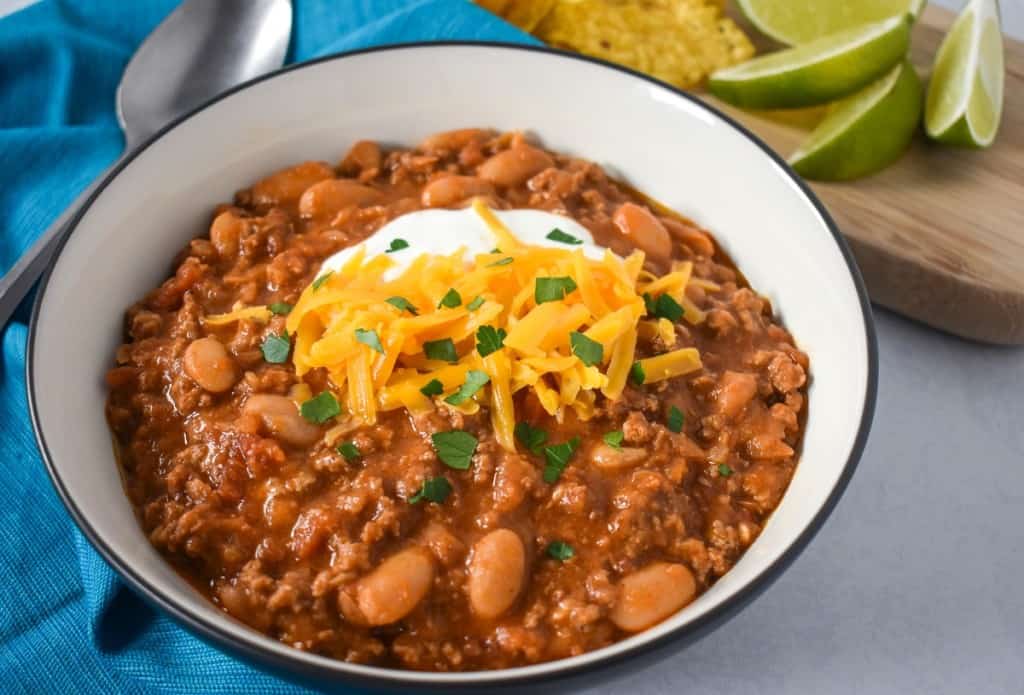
left=27, top=41, right=878, bottom=690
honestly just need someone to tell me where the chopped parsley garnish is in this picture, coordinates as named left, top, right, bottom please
left=546, top=228, right=583, bottom=245
left=419, top=379, right=444, bottom=397
left=423, top=338, right=458, bottom=363
left=300, top=391, right=341, bottom=424
left=385, top=296, right=418, bottom=315
left=629, top=361, right=646, bottom=385
left=438, top=288, right=462, bottom=309
left=487, top=257, right=514, bottom=267
left=542, top=436, right=580, bottom=483
left=535, top=276, right=578, bottom=304
left=431, top=430, right=478, bottom=470
left=718, top=463, right=733, bottom=477
left=260, top=333, right=290, bottom=364
left=311, top=271, right=333, bottom=291
left=337, top=441, right=361, bottom=462
left=410, top=476, right=452, bottom=505
left=386, top=238, right=409, bottom=253
left=476, top=325, right=507, bottom=357
left=514, top=422, right=548, bottom=454
left=546, top=541, right=575, bottom=561
left=354, top=328, right=384, bottom=354
left=667, top=406, right=685, bottom=433
left=444, top=370, right=490, bottom=405
left=268, top=302, right=292, bottom=316
left=603, top=430, right=624, bottom=449
left=466, top=295, right=485, bottom=311
left=649, top=293, right=685, bottom=322
left=569, top=331, right=603, bottom=367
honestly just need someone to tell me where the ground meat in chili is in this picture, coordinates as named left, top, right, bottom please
left=105, top=129, right=809, bottom=671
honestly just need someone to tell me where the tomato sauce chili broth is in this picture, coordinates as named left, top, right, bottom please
left=104, top=129, right=809, bottom=671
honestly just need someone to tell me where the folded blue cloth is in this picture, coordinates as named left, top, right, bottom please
left=0, top=2, right=535, bottom=692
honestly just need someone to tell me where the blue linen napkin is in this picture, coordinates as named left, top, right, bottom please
left=0, top=2, right=536, bottom=692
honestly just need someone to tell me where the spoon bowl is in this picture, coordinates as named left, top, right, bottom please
left=118, top=0, right=292, bottom=147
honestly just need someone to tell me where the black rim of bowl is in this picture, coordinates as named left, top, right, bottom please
left=27, top=41, right=879, bottom=690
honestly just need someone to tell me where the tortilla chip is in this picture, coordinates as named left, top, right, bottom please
left=478, top=0, right=558, bottom=32
left=532, top=0, right=755, bottom=89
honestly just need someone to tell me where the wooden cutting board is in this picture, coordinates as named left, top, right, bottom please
left=703, top=5, right=1024, bottom=345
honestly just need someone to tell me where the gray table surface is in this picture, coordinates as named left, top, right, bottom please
left=2, top=1, right=1020, bottom=693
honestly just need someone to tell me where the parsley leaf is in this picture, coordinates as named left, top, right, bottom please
left=644, top=292, right=685, bottom=322
left=385, top=296, right=418, bottom=315
left=431, top=430, right=478, bottom=470
left=311, top=271, right=333, bottom=291
left=546, top=541, right=575, bottom=561
left=667, top=405, right=685, bottom=433
left=629, top=361, right=646, bottom=385
left=603, top=430, right=624, bottom=449
left=476, top=325, right=507, bottom=357
left=410, top=476, right=453, bottom=504
left=542, top=436, right=580, bottom=483
left=260, top=333, right=290, bottom=364
left=386, top=238, right=409, bottom=253
left=354, top=328, right=385, bottom=354
left=420, top=379, right=444, bottom=397
left=535, top=276, right=578, bottom=304
left=655, top=294, right=685, bottom=322
left=514, top=422, right=548, bottom=454
left=268, top=302, right=292, bottom=316
left=337, top=441, right=361, bottom=462
left=444, top=370, right=490, bottom=405
left=487, top=257, right=513, bottom=267
left=466, top=295, right=485, bottom=311
left=569, top=331, right=603, bottom=366
left=423, top=338, right=458, bottom=363
left=438, top=288, right=462, bottom=309
left=300, top=391, right=341, bottom=424
left=718, top=463, right=733, bottom=477
left=546, top=228, right=583, bottom=245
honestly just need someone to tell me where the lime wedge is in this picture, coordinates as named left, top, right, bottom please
left=736, top=0, right=925, bottom=46
left=790, top=60, right=923, bottom=181
left=708, top=14, right=911, bottom=109
left=924, top=0, right=1004, bottom=147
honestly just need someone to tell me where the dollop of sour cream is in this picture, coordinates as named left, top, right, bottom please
left=318, top=208, right=607, bottom=282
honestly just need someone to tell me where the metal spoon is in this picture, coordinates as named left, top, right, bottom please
left=0, top=0, right=292, bottom=325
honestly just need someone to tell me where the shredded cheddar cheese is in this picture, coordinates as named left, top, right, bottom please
left=223, top=201, right=707, bottom=450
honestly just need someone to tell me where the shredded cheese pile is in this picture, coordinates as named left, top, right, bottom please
left=207, top=201, right=706, bottom=450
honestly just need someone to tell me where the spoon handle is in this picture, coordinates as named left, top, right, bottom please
left=0, top=159, right=119, bottom=327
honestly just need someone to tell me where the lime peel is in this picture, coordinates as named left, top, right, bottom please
left=737, top=0, right=925, bottom=46
left=789, top=60, right=923, bottom=181
left=924, top=0, right=1004, bottom=148
left=708, top=14, right=912, bottom=110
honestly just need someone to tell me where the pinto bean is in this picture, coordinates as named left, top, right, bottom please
left=298, top=179, right=382, bottom=220
left=249, top=161, right=334, bottom=207
left=590, top=443, right=648, bottom=471
left=418, top=128, right=490, bottom=152
left=477, top=145, right=554, bottom=187
left=183, top=337, right=237, bottom=393
left=356, top=547, right=435, bottom=625
left=612, top=203, right=672, bottom=264
left=662, top=217, right=715, bottom=257
left=209, top=210, right=246, bottom=259
left=421, top=175, right=495, bottom=208
left=714, top=371, right=758, bottom=420
left=610, top=563, right=697, bottom=632
left=467, top=529, right=526, bottom=619
left=339, top=140, right=381, bottom=175
left=242, top=394, right=320, bottom=447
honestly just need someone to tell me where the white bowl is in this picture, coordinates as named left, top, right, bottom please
left=29, top=43, right=877, bottom=691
